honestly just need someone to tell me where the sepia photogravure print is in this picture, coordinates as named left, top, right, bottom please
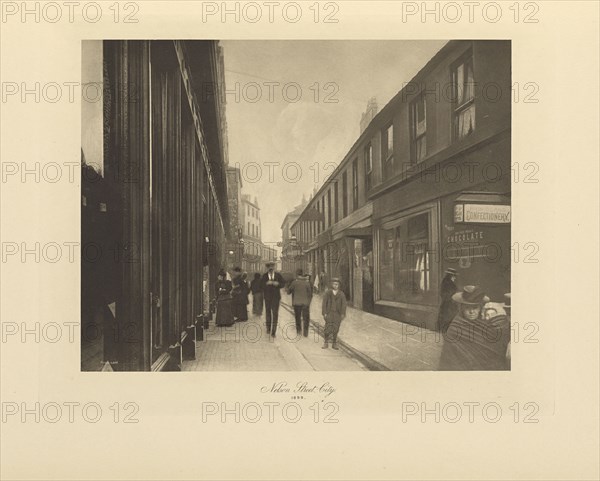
left=80, top=39, right=512, bottom=372
left=2, top=1, right=599, bottom=480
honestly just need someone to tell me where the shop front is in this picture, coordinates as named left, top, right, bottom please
left=374, top=202, right=440, bottom=327
left=441, top=192, right=511, bottom=303
left=372, top=131, right=511, bottom=330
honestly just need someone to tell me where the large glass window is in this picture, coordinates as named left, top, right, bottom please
left=453, top=53, right=475, bottom=139
left=379, top=212, right=434, bottom=305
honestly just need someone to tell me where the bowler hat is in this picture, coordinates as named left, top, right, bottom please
left=452, top=285, right=490, bottom=305
left=503, top=293, right=511, bottom=309
left=330, top=277, right=341, bottom=284
left=265, top=261, right=275, bottom=268
left=444, top=268, right=459, bottom=276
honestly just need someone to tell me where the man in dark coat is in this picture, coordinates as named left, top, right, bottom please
left=261, top=262, right=285, bottom=337
left=286, top=268, right=313, bottom=337
left=436, top=268, right=459, bottom=333
left=321, top=277, right=347, bottom=350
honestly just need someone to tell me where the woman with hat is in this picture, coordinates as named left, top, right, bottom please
left=436, top=267, right=460, bottom=333
left=215, top=269, right=234, bottom=327
left=438, top=285, right=510, bottom=371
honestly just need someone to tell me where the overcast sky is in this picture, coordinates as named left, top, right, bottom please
left=222, top=40, right=447, bottom=247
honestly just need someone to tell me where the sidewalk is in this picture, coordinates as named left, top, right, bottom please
left=284, top=292, right=444, bottom=371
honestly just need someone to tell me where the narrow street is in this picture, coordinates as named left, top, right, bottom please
left=183, top=293, right=367, bottom=371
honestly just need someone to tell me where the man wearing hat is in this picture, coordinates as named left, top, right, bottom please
left=439, top=285, right=510, bottom=371
left=436, top=267, right=460, bottom=333
left=321, top=277, right=347, bottom=350
left=260, top=261, right=285, bottom=337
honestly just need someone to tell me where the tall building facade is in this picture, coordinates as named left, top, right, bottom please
left=225, top=166, right=244, bottom=269
left=292, top=40, right=511, bottom=330
left=241, top=194, right=263, bottom=274
left=81, top=40, right=230, bottom=371
left=280, top=198, right=308, bottom=274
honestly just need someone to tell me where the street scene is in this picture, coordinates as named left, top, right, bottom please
left=81, top=39, right=511, bottom=372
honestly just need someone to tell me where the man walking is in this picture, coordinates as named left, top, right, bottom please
left=261, top=261, right=285, bottom=338
left=286, top=268, right=312, bottom=337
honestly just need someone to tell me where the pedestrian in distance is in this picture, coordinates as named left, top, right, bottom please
left=231, top=267, right=248, bottom=322
left=261, top=261, right=285, bottom=338
left=436, top=267, right=460, bottom=333
left=321, top=277, right=347, bottom=350
left=215, top=269, right=234, bottom=327
left=286, top=268, right=313, bottom=337
left=250, top=272, right=264, bottom=316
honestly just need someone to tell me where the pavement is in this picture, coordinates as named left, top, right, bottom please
left=301, top=292, right=444, bottom=371
left=183, top=291, right=444, bottom=371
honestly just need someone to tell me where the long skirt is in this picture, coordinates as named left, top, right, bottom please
left=216, top=296, right=234, bottom=326
left=232, top=296, right=248, bottom=321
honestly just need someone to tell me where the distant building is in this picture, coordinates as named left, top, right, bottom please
left=280, top=197, right=308, bottom=274
left=241, top=194, right=264, bottom=274
left=226, top=167, right=243, bottom=269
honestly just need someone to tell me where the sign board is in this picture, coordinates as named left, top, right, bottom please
left=454, top=204, right=511, bottom=224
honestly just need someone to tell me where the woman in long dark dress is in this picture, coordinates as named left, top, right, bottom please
left=215, top=269, right=234, bottom=326
left=231, top=268, right=249, bottom=322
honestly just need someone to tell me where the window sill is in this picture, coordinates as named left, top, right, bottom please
left=376, top=300, right=437, bottom=313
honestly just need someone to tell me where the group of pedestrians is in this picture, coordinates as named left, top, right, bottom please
left=214, top=261, right=286, bottom=337
left=436, top=267, right=511, bottom=370
left=214, top=268, right=251, bottom=326
left=214, top=262, right=347, bottom=348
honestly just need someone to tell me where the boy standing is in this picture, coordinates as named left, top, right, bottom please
left=321, top=277, right=347, bottom=350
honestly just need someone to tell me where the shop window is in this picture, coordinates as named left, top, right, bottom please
left=452, top=53, right=476, bottom=139
left=382, top=124, right=394, bottom=178
left=378, top=212, right=433, bottom=305
left=411, top=94, right=427, bottom=162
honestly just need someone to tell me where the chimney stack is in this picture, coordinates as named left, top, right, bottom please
left=360, top=97, right=378, bottom=134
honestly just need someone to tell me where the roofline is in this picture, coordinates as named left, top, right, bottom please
left=292, top=40, right=467, bottom=230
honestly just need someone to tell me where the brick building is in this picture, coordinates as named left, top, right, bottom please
left=292, top=40, right=511, bottom=329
